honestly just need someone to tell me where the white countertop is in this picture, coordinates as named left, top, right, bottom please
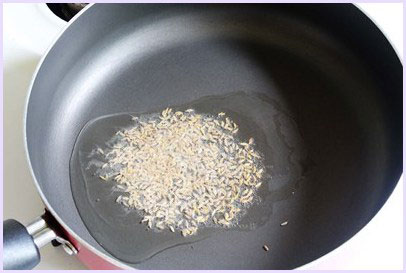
left=3, top=3, right=403, bottom=270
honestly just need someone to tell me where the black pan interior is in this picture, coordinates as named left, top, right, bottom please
left=26, top=4, right=402, bottom=269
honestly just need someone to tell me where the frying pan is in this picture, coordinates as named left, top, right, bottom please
left=3, top=3, right=402, bottom=270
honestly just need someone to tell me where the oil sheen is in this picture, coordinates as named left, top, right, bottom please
left=70, top=91, right=307, bottom=264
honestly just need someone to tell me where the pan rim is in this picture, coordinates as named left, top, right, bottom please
left=298, top=3, right=403, bottom=268
left=22, top=3, right=402, bottom=269
left=22, top=2, right=132, bottom=269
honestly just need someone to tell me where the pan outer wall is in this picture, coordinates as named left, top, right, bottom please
left=25, top=4, right=402, bottom=269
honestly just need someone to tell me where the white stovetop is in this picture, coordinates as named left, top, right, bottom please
left=3, top=3, right=403, bottom=270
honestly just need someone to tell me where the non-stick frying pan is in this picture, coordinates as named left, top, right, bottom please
left=3, top=3, right=402, bottom=270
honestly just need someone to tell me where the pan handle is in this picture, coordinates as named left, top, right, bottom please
left=3, top=216, right=77, bottom=270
